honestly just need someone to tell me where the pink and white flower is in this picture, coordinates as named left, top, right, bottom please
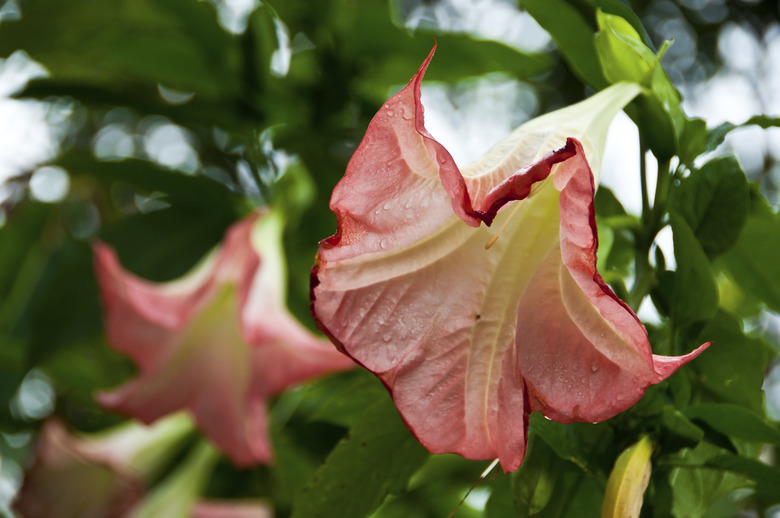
left=95, top=210, right=354, bottom=467
left=310, top=47, right=708, bottom=472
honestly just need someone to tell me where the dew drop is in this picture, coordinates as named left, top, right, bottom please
left=381, top=333, right=392, bottom=343
left=379, top=239, right=388, bottom=249
left=400, top=107, right=414, bottom=121
left=590, top=363, right=600, bottom=373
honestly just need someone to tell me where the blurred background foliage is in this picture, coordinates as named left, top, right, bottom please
left=1, top=0, right=780, bottom=517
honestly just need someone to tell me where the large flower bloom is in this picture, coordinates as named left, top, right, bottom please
left=94, top=210, right=354, bottom=467
left=310, top=48, right=708, bottom=472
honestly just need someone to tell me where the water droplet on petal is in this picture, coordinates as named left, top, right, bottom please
left=590, top=363, right=600, bottom=373
left=382, top=333, right=392, bottom=342
left=379, top=239, right=388, bottom=249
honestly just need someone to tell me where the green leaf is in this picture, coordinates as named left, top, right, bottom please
left=485, top=473, right=516, bottom=518
left=669, top=157, right=749, bottom=257
left=689, top=310, right=772, bottom=413
left=305, top=370, right=389, bottom=428
left=60, top=152, right=245, bottom=215
left=684, top=404, right=780, bottom=446
left=677, top=117, right=708, bottom=166
left=666, top=442, right=755, bottom=518
left=0, top=338, right=26, bottom=431
left=698, top=115, right=780, bottom=157
left=666, top=212, right=719, bottom=325
left=270, top=426, right=321, bottom=511
left=720, top=190, right=780, bottom=313
left=529, top=414, right=614, bottom=476
left=25, top=239, right=103, bottom=366
left=513, top=434, right=559, bottom=515
left=0, top=201, right=53, bottom=340
left=512, top=434, right=604, bottom=518
left=660, top=406, right=704, bottom=451
left=0, top=0, right=240, bottom=99
left=520, top=0, right=607, bottom=88
left=291, top=399, right=429, bottom=518
left=99, top=207, right=237, bottom=282
left=704, top=452, right=780, bottom=490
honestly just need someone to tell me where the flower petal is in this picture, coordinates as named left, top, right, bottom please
left=192, top=500, right=274, bottom=518
left=13, top=420, right=143, bottom=518
left=312, top=48, right=707, bottom=471
left=96, top=212, right=353, bottom=467
left=515, top=140, right=709, bottom=423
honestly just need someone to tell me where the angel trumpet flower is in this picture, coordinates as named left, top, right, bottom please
left=94, top=210, right=354, bottom=467
left=310, top=47, right=708, bottom=472
left=13, top=414, right=193, bottom=518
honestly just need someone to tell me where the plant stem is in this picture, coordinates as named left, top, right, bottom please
left=629, top=151, right=672, bottom=310
left=640, top=140, right=650, bottom=225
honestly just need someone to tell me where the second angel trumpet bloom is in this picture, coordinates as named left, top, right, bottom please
left=311, top=47, right=708, bottom=472
left=94, top=210, right=354, bottom=467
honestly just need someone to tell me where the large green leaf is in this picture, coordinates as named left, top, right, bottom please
left=513, top=435, right=560, bottom=516
left=305, top=370, right=389, bottom=428
left=720, top=190, right=780, bottom=313
left=333, top=4, right=554, bottom=102
left=521, top=0, right=607, bottom=88
left=0, top=202, right=52, bottom=339
left=60, top=152, right=245, bottom=214
left=684, top=404, right=780, bottom=445
left=98, top=206, right=238, bottom=282
left=24, top=239, right=102, bottom=366
left=485, top=473, right=516, bottom=518
left=665, top=212, right=719, bottom=325
left=291, top=398, right=429, bottom=518
left=512, top=432, right=604, bottom=518
left=689, top=311, right=772, bottom=413
left=529, top=414, right=615, bottom=476
left=701, top=115, right=780, bottom=156
left=666, top=442, right=755, bottom=518
left=669, top=157, right=749, bottom=258
left=0, top=0, right=240, bottom=98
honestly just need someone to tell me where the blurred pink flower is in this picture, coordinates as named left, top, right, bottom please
left=94, top=210, right=354, bottom=467
left=311, top=48, right=708, bottom=472
left=13, top=414, right=192, bottom=518
left=192, top=501, right=274, bottom=518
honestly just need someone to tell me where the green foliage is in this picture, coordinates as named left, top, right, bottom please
left=720, top=189, right=780, bottom=313
left=520, top=0, right=606, bottom=88
left=689, top=311, right=772, bottom=413
left=669, top=157, right=749, bottom=258
left=655, top=212, right=718, bottom=325
left=0, top=1, right=778, bottom=517
left=291, top=398, right=429, bottom=518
